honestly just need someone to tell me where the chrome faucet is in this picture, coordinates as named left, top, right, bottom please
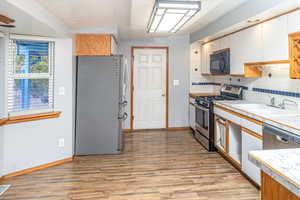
left=279, top=99, right=298, bottom=110
left=269, top=96, right=275, bottom=106
left=267, top=95, right=278, bottom=108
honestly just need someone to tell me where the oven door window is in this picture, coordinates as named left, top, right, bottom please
left=196, top=107, right=209, bottom=131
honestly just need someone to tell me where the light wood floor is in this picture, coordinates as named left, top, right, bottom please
left=0, top=130, right=260, bottom=200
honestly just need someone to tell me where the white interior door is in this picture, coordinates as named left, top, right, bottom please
left=133, top=48, right=167, bottom=129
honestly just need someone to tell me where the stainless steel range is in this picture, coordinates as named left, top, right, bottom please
left=194, top=84, right=243, bottom=151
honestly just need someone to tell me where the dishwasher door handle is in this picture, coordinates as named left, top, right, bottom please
left=276, top=135, right=289, bottom=143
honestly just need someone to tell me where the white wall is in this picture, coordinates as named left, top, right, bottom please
left=120, top=35, right=190, bottom=128
left=0, top=37, right=74, bottom=175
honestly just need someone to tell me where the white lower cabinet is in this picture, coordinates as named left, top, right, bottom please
left=189, top=103, right=196, bottom=130
left=214, top=116, right=227, bottom=152
left=228, top=122, right=242, bottom=165
left=242, top=130, right=263, bottom=186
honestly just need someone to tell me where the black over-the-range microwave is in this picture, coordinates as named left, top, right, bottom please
left=210, top=48, right=230, bottom=74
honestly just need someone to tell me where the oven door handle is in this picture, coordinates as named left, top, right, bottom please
left=195, top=104, right=210, bottom=112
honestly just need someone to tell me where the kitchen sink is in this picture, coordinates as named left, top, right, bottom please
left=233, top=104, right=300, bottom=117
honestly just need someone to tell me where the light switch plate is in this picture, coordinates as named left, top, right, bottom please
left=58, top=138, right=65, bottom=147
left=59, top=87, right=65, bottom=96
left=173, top=80, right=180, bottom=86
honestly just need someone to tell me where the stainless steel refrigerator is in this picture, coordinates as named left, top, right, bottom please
left=75, top=55, right=128, bottom=155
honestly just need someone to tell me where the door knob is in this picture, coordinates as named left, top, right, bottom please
left=162, top=94, right=166, bottom=97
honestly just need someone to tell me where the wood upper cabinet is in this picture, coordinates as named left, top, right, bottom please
left=75, top=34, right=117, bottom=56
left=289, top=32, right=300, bottom=79
left=262, top=15, right=289, bottom=61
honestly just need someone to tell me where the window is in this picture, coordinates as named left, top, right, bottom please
left=8, top=39, right=54, bottom=115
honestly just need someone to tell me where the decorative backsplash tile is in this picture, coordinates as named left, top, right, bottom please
left=192, top=82, right=221, bottom=86
left=253, top=88, right=300, bottom=98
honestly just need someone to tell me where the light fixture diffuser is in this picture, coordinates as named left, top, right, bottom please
left=147, top=0, right=201, bottom=33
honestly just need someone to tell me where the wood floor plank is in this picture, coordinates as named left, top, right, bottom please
left=0, top=130, right=260, bottom=200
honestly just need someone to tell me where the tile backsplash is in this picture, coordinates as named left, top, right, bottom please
left=191, top=64, right=300, bottom=109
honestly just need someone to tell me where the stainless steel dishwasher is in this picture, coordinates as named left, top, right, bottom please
left=263, top=123, right=300, bottom=150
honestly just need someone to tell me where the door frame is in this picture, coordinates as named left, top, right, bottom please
left=130, top=46, right=169, bottom=130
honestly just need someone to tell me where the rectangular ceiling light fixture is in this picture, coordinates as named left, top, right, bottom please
left=147, top=0, right=201, bottom=33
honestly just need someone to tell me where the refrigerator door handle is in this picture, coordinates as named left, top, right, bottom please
left=118, top=112, right=128, bottom=121
left=119, top=100, right=128, bottom=107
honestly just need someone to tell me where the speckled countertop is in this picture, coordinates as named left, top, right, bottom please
left=214, top=100, right=300, bottom=136
left=249, top=149, right=300, bottom=197
left=214, top=100, right=300, bottom=196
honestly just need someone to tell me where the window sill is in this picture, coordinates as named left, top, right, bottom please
left=0, top=112, right=61, bottom=126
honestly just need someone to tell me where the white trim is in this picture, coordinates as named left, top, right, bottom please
left=7, top=38, right=55, bottom=115
left=0, top=32, right=4, bottom=38
left=8, top=108, right=54, bottom=117
left=9, top=34, right=55, bottom=42
left=13, top=74, right=50, bottom=79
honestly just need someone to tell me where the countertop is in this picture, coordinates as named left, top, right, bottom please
left=215, top=100, right=300, bottom=197
left=215, top=100, right=300, bottom=137
left=189, top=92, right=220, bottom=99
left=249, top=149, right=300, bottom=197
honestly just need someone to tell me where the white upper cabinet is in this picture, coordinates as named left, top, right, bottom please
left=200, top=44, right=207, bottom=74
left=210, top=40, right=219, bottom=53
left=262, top=15, right=288, bottom=61
left=190, top=42, right=201, bottom=78
left=230, top=31, right=245, bottom=74
left=243, top=24, right=263, bottom=63
left=288, top=10, right=300, bottom=34
left=218, top=37, right=230, bottom=50
left=201, top=42, right=212, bottom=74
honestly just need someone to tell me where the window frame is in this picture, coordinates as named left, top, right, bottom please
left=7, top=36, right=55, bottom=117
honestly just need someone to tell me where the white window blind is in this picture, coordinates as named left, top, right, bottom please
left=7, top=38, right=55, bottom=116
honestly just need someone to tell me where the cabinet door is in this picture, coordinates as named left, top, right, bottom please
left=228, top=122, right=242, bottom=165
left=201, top=44, right=207, bottom=74
left=201, top=43, right=211, bottom=74
left=242, top=130, right=262, bottom=186
left=218, top=37, right=229, bottom=50
left=214, top=116, right=227, bottom=152
left=76, top=34, right=112, bottom=56
left=210, top=40, right=219, bottom=53
left=230, top=31, right=245, bottom=75
left=288, top=10, right=300, bottom=34
left=262, top=16, right=288, bottom=61
left=189, top=104, right=196, bottom=130
left=243, top=24, right=263, bottom=63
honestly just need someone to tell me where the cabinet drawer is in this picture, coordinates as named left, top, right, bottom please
left=240, top=118, right=262, bottom=136
left=214, top=105, right=262, bottom=135
left=214, top=107, right=241, bottom=125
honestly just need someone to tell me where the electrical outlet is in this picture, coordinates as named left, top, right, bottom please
left=58, top=138, right=65, bottom=147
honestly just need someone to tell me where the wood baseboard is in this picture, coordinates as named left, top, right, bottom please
left=130, top=127, right=192, bottom=132
left=167, top=127, right=192, bottom=131
left=2, top=157, right=73, bottom=180
left=122, top=129, right=132, bottom=133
